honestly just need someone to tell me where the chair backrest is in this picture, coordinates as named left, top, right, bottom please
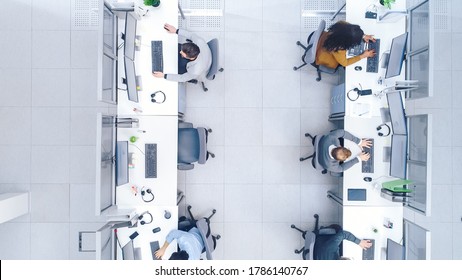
left=206, top=39, right=219, bottom=80
left=304, top=20, right=326, bottom=64
left=313, top=134, right=342, bottom=177
left=196, top=218, right=217, bottom=260
left=177, top=127, right=208, bottom=169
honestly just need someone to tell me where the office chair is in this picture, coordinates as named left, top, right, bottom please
left=178, top=205, right=221, bottom=260
left=291, top=214, right=342, bottom=260
left=293, top=20, right=338, bottom=82
left=299, top=132, right=342, bottom=177
left=189, top=39, right=224, bottom=92
left=178, top=121, right=215, bottom=170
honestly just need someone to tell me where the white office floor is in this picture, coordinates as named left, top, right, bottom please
left=0, top=0, right=461, bottom=260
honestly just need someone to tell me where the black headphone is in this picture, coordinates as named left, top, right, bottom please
left=138, top=211, right=153, bottom=225
left=141, top=186, right=155, bottom=203
left=377, top=123, right=391, bottom=137
left=347, top=87, right=373, bottom=101
left=151, top=90, right=166, bottom=104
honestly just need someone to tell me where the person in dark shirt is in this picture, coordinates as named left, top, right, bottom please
left=314, top=230, right=372, bottom=260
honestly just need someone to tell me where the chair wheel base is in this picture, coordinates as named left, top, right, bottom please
left=293, top=67, right=298, bottom=71
left=316, top=77, right=321, bottom=82
left=296, top=41, right=301, bottom=46
left=290, top=224, right=295, bottom=228
left=299, top=157, right=304, bottom=162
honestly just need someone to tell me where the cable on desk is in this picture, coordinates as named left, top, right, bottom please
left=130, top=144, right=145, bottom=155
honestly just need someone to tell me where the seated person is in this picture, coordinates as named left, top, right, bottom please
left=155, top=228, right=204, bottom=260
left=314, top=229, right=372, bottom=260
left=316, top=21, right=376, bottom=69
left=152, top=23, right=212, bottom=83
left=318, top=129, right=372, bottom=173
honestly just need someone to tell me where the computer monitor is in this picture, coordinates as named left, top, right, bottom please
left=385, top=32, right=408, bottom=79
left=386, top=238, right=405, bottom=260
left=124, top=13, right=137, bottom=61
left=123, top=56, right=139, bottom=102
left=122, top=239, right=135, bottom=260
left=390, top=134, right=408, bottom=179
left=386, top=91, right=407, bottom=135
left=115, top=141, right=129, bottom=186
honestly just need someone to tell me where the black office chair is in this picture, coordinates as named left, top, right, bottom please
left=293, top=20, right=338, bottom=82
left=291, top=214, right=342, bottom=260
left=300, top=132, right=342, bottom=177
left=189, top=38, right=224, bottom=92
left=178, top=205, right=221, bottom=260
left=177, top=121, right=215, bottom=170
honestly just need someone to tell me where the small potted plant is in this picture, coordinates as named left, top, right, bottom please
left=144, top=0, right=160, bottom=7
left=379, top=0, right=395, bottom=9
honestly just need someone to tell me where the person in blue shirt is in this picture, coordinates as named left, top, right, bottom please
left=155, top=228, right=205, bottom=260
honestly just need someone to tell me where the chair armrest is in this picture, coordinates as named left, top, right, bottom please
left=196, top=127, right=208, bottom=164
left=178, top=121, right=194, bottom=129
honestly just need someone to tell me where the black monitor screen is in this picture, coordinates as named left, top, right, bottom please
left=387, top=91, right=407, bottom=135
left=386, top=238, right=405, bottom=260
left=390, top=134, right=408, bottom=179
left=124, top=57, right=138, bottom=102
left=385, top=32, right=408, bottom=79
left=116, top=141, right=129, bottom=186
left=124, top=13, right=137, bottom=61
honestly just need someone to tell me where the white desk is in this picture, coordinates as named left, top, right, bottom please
left=112, top=0, right=180, bottom=260
left=117, top=1, right=179, bottom=116
left=338, top=0, right=408, bottom=259
left=116, top=116, right=178, bottom=206
left=115, top=205, right=178, bottom=260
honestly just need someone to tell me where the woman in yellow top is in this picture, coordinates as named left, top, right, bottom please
left=316, top=21, right=376, bottom=69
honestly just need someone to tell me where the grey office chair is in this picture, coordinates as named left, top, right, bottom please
left=300, top=132, right=342, bottom=177
left=291, top=214, right=342, bottom=260
left=178, top=205, right=221, bottom=260
left=189, top=39, right=224, bottom=92
left=293, top=20, right=338, bottom=82
left=177, top=121, right=215, bottom=170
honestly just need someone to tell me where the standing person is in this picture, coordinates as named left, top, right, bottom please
left=152, top=23, right=212, bottom=83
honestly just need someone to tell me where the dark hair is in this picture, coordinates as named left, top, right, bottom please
left=169, top=250, right=189, bottom=260
left=181, top=42, right=200, bottom=59
left=331, top=147, right=352, bottom=160
left=323, top=21, right=364, bottom=52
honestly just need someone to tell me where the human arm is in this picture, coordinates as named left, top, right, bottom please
left=332, top=50, right=362, bottom=67
left=154, top=240, right=170, bottom=259
left=328, top=129, right=361, bottom=144
left=328, top=157, right=359, bottom=173
left=362, top=34, right=376, bottom=43
left=152, top=71, right=200, bottom=82
left=358, top=239, right=373, bottom=250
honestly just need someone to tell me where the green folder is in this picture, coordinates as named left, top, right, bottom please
left=382, top=179, right=413, bottom=193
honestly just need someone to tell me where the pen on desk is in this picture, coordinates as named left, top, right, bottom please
left=358, top=111, right=369, bottom=116
left=138, top=130, right=146, bottom=133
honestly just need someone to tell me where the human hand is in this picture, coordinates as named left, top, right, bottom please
left=359, top=152, right=370, bottom=161
left=154, top=248, right=165, bottom=259
left=359, top=139, right=373, bottom=150
left=359, top=239, right=373, bottom=250
left=164, top=23, right=177, bottom=34
left=152, top=71, right=164, bottom=78
left=363, top=35, right=376, bottom=43
left=360, top=49, right=376, bottom=59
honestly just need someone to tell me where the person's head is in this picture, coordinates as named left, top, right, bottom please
left=323, top=21, right=364, bottom=52
left=180, top=42, right=200, bottom=60
left=169, top=250, right=189, bottom=260
left=331, top=147, right=352, bottom=162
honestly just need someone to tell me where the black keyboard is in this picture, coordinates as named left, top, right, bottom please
left=150, top=241, right=160, bottom=260
left=366, top=39, right=380, bottom=73
left=151, top=40, right=164, bottom=72
left=362, top=239, right=375, bottom=260
left=361, top=138, right=374, bottom=173
left=145, top=143, right=157, bottom=178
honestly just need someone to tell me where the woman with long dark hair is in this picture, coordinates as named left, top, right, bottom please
left=316, top=21, right=376, bottom=69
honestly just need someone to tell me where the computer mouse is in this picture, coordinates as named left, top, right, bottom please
left=363, top=177, right=372, bottom=182
left=354, top=66, right=362, bottom=71
left=152, top=227, right=161, bottom=234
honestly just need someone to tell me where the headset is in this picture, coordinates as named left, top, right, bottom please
left=138, top=211, right=153, bottom=225
left=141, top=186, right=155, bottom=203
left=151, top=90, right=166, bottom=104
left=347, top=86, right=373, bottom=101
left=377, top=123, right=391, bottom=137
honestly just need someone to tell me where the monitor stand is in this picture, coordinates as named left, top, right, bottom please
left=135, top=75, right=142, bottom=91
left=135, top=35, right=142, bottom=51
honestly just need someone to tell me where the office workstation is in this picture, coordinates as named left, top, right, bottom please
left=1, top=0, right=455, bottom=261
